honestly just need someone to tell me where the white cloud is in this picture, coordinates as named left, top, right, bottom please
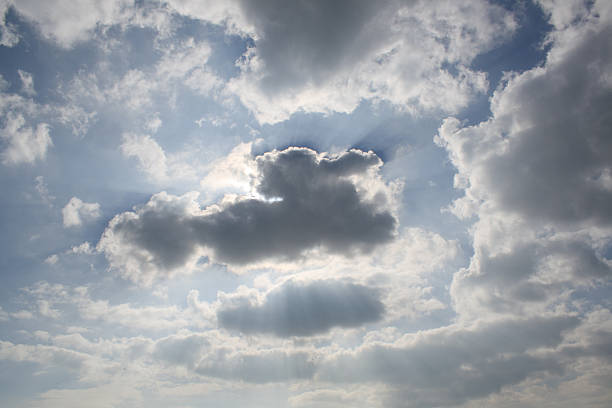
left=17, top=70, right=35, bottom=96
left=44, top=254, right=59, bottom=265
left=20, top=281, right=212, bottom=331
left=69, top=242, right=94, bottom=255
left=38, top=299, right=61, bottom=319
left=145, top=115, right=162, bottom=133
left=62, top=197, right=101, bottom=228
left=0, top=113, right=52, bottom=165
left=57, top=104, right=97, bottom=138
left=156, top=38, right=222, bottom=95
left=120, top=133, right=169, bottom=182
left=4, top=0, right=130, bottom=47
left=35, top=175, right=56, bottom=206
left=200, top=141, right=258, bottom=193
left=11, top=310, right=34, bottom=319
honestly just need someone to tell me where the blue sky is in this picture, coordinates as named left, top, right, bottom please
left=0, top=1, right=611, bottom=407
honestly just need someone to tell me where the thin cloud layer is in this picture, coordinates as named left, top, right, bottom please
left=217, top=279, right=384, bottom=337
left=98, top=147, right=398, bottom=285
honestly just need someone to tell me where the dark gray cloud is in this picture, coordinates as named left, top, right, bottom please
left=237, top=0, right=390, bottom=94
left=319, top=315, right=580, bottom=407
left=98, top=147, right=397, bottom=284
left=217, top=279, right=384, bottom=337
left=227, top=0, right=516, bottom=124
left=198, top=148, right=396, bottom=264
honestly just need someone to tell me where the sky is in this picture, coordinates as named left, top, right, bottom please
left=0, top=0, right=611, bottom=407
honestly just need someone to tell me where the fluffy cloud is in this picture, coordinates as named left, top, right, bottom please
left=0, top=112, right=52, bottom=165
left=62, top=197, right=101, bottom=228
left=217, top=279, right=384, bottom=337
left=435, top=0, right=612, bottom=320
left=98, top=147, right=398, bottom=285
left=226, top=0, right=515, bottom=123
left=5, top=0, right=515, bottom=124
left=3, top=0, right=130, bottom=47
left=436, top=0, right=612, bottom=229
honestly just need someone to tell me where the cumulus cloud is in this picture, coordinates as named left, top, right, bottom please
left=434, top=0, right=612, bottom=319
left=225, top=0, right=515, bottom=123
left=0, top=112, right=52, bottom=165
left=62, top=197, right=101, bottom=228
left=3, top=0, right=129, bottom=47
left=436, top=1, right=612, bottom=228
left=98, top=147, right=398, bottom=285
left=217, top=279, right=384, bottom=337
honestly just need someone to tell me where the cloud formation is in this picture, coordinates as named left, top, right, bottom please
left=226, top=0, right=516, bottom=123
left=0, top=112, right=51, bottom=165
left=435, top=1, right=612, bottom=319
left=62, top=197, right=101, bottom=228
left=320, top=315, right=580, bottom=407
left=217, top=279, right=384, bottom=337
left=98, top=147, right=397, bottom=285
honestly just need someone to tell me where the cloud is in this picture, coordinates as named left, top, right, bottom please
left=153, top=330, right=316, bottom=383
left=196, top=349, right=316, bottom=383
left=436, top=2, right=612, bottom=228
left=155, top=37, right=222, bottom=95
left=4, top=0, right=129, bottom=47
left=44, top=254, right=59, bottom=265
left=434, top=0, right=612, bottom=320
left=0, top=2, right=19, bottom=46
left=20, top=281, right=211, bottom=331
left=120, top=133, right=169, bottom=182
left=62, top=197, right=101, bottom=228
left=0, top=112, right=52, bottom=165
left=98, top=147, right=398, bottom=285
left=225, top=0, right=515, bottom=123
left=200, top=141, right=258, bottom=193
left=319, top=315, right=580, bottom=407
left=217, top=279, right=384, bottom=337
left=17, top=69, right=35, bottom=96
